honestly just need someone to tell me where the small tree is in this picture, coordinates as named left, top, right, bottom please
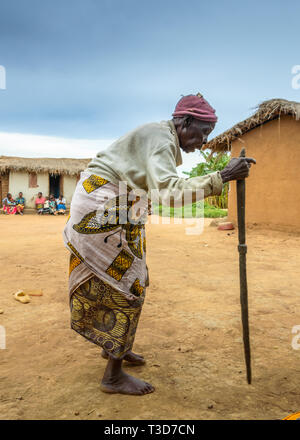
left=183, top=150, right=231, bottom=209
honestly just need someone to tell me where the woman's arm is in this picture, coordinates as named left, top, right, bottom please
left=146, top=144, right=256, bottom=207
left=146, top=145, right=223, bottom=207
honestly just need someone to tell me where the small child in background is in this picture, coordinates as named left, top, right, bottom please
left=42, top=197, right=50, bottom=214
left=49, top=195, right=56, bottom=215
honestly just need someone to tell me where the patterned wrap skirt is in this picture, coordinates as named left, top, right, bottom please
left=63, top=171, right=148, bottom=359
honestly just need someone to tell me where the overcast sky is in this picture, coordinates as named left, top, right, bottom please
left=0, top=0, right=299, bottom=175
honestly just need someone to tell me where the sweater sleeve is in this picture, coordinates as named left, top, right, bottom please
left=146, top=145, right=223, bottom=207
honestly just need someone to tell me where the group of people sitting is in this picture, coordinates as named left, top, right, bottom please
left=2, top=192, right=67, bottom=215
left=2, top=192, right=26, bottom=215
left=35, top=192, right=67, bottom=215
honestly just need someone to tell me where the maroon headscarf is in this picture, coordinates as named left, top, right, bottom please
left=172, top=93, right=218, bottom=122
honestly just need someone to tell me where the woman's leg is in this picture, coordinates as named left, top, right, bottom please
left=101, top=349, right=145, bottom=365
left=16, top=205, right=23, bottom=215
left=101, top=285, right=147, bottom=365
left=101, top=282, right=147, bottom=365
left=69, top=265, right=151, bottom=395
left=100, top=354, right=154, bottom=395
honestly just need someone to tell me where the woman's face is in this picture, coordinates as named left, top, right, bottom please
left=176, top=118, right=215, bottom=153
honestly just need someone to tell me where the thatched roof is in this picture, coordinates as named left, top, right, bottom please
left=204, top=99, right=300, bottom=152
left=0, top=156, right=91, bottom=176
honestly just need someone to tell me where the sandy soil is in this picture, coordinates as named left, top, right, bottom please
left=0, top=214, right=300, bottom=420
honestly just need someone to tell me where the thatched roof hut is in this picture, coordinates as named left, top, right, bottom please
left=204, top=99, right=300, bottom=152
left=0, top=156, right=91, bottom=176
left=208, top=98, right=300, bottom=231
left=0, top=156, right=91, bottom=209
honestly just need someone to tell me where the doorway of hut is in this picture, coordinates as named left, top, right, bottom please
left=49, top=174, right=61, bottom=199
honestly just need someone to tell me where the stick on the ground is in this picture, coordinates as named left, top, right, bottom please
left=236, top=147, right=252, bottom=384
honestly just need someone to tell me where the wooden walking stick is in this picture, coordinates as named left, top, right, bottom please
left=237, top=147, right=252, bottom=384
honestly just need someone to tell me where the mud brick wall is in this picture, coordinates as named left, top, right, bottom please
left=0, top=173, right=9, bottom=207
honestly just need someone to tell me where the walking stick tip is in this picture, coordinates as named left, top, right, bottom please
left=239, top=147, right=246, bottom=157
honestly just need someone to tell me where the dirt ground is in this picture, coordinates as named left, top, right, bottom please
left=1, top=214, right=300, bottom=420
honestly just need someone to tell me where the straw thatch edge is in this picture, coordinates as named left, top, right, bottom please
left=204, top=99, right=300, bottom=152
left=0, top=156, right=91, bottom=176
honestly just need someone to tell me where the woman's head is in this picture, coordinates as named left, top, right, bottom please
left=172, top=93, right=217, bottom=153
left=19, top=192, right=23, bottom=197
left=38, top=192, right=42, bottom=198
left=173, top=116, right=215, bottom=153
left=7, top=193, right=12, bottom=199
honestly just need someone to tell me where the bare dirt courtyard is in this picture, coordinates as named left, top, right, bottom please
left=0, top=214, right=300, bottom=420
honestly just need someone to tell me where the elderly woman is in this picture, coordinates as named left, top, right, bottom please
left=64, top=93, right=255, bottom=396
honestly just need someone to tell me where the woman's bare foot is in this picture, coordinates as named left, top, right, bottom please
left=100, top=357, right=154, bottom=396
left=101, top=349, right=145, bottom=365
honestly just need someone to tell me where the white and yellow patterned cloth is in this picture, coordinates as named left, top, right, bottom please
left=63, top=171, right=148, bottom=359
left=64, top=171, right=148, bottom=301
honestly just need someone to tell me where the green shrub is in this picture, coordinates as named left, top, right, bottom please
left=152, top=201, right=227, bottom=218
left=183, top=150, right=231, bottom=209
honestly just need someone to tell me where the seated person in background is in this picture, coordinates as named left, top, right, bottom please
left=2, top=193, right=17, bottom=215
left=55, top=194, right=66, bottom=214
left=42, top=197, right=50, bottom=214
left=15, top=192, right=25, bottom=215
left=49, top=194, right=56, bottom=215
left=35, top=192, right=46, bottom=215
